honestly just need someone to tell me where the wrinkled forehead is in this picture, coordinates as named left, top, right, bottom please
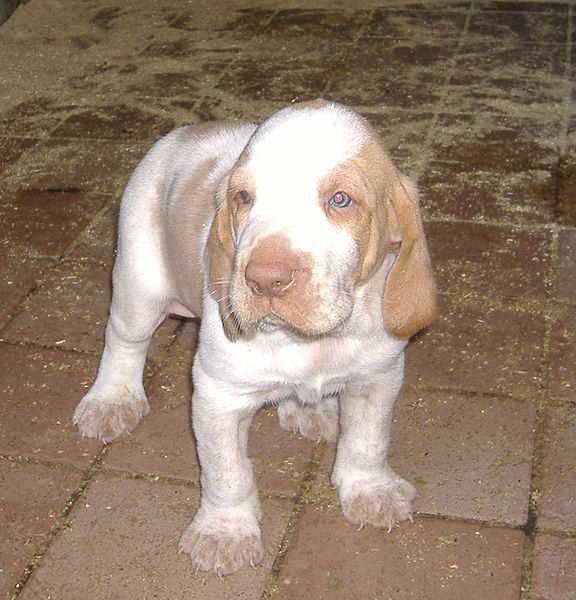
left=244, top=104, right=370, bottom=192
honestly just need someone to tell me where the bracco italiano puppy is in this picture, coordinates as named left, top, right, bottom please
left=73, top=100, right=437, bottom=575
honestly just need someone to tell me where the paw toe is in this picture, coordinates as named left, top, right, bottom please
left=73, top=395, right=149, bottom=443
left=180, top=523, right=264, bottom=576
left=341, top=478, right=416, bottom=530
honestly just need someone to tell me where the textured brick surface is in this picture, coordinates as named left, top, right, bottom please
left=0, top=1, right=574, bottom=599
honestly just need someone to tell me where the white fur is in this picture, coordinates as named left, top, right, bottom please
left=72, top=101, right=423, bottom=576
left=248, top=104, right=368, bottom=193
left=241, top=105, right=367, bottom=258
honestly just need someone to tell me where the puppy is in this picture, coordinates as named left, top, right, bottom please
left=73, top=99, right=436, bottom=575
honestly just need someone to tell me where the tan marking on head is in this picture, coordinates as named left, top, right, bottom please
left=318, top=147, right=385, bottom=286
left=321, top=133, right=437, bottom=339
left=206, top=175, right=241, bottom=341
left=209, top=101, right=436, bottom=341
left=206, top=161, right=261, bottom=341
left=231, top=228, right=358, bottom=338
left=231, top=232, right=322, bottom=335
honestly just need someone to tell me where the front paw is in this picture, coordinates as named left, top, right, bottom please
left=338, top=473, right=416, bottom=531
left=179, top=510, right=264, bottom=576
left=72, top=387, right=149, bottom=443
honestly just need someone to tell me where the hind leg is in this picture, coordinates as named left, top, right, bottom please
left=277, top=397, right=339, bottom=443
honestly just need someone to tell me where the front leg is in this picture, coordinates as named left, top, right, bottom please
left=332, top=356, right=415, bottom=530
left=179, top=387, right=264, bottom=576
left=73, top=299, right=164, bottom=443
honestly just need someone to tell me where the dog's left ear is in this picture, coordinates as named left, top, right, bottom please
left=206, top=177, right=242, bottom=342
left=382, top=173, right=437, bottom=339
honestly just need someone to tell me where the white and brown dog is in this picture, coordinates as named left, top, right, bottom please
left=73, top=99, right=437, bottom=575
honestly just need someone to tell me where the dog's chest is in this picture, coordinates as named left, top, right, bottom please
left=267, top=373, right=345, bottom=405
left=233, top=332, right=394, bottom=405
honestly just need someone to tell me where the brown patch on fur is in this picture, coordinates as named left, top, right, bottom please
left=231, top=232, right=324, bottom=335
left=383, top=173, right=437, bottom=338
left=206, top=161, right=260, bottom=341
left=318, top=152, right=388, bottom=285
left=207, top=103, right=436, bottom=341
left=163, top=121, right=257, bottom=322
left=207, top=175, right=241, bottom=341
left=164, top=154, right=218, bottom=314
left=322, top=134, right=437, bottom=339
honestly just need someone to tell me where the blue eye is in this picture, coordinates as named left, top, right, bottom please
left=329, top=191, right=353, bottom=208
left=238, top=190, right=253, bottom=205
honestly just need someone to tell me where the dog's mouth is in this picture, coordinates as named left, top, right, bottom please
left=255, top=310, right=290, bottom=331
left=249, top=306, right=348, bottom=340
left=230, top=269, right=355, bottom=339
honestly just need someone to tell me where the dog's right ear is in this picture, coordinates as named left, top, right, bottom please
left=206, top=177, right=242, bottom=342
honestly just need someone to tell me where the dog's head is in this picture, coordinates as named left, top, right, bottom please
left=207, top=100, right=437, bottom=341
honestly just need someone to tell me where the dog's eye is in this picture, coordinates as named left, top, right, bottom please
left=238, top=191, right=253, bottom=206
left=329, top=191, right=353, bottom=208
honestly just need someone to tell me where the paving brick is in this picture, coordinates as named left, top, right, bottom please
left=0, top=256, right=54, bottom=323
left=51, top=104, right=175, bottom=141
left=275, top=509, right=524, bottom=600
left=1, top=259, right=179, bottom=356
left=0, top=190, right=107, bottom=259
left=420, top=162, right=557, bottom=225
left=537, top=404, right=576, bottom=533
left=17, top=475, right=294, bottom=600
left=548, top=304, right=576, bottom=401
left=427, top=221, right=551, bottom=302
left=532, top=534, right=576, bottom=600
left=314, top=390, right=536, bottom=526
left=0, top=344, right=101, bottom=464
left=0, top=460, right=83, bottom=598
left=4, top=138, right=148, bottom=195
left=429, top=113, right=561, bottom=170
left=405, top=297, right=545, bottom=397
left=392, top=391, right=536, bottom=525
left=468, top=10, right=567, bottom=44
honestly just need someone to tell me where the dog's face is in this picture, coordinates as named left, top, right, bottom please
left=207, top=100, right=436, bottom=341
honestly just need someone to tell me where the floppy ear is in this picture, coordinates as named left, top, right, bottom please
left=206, top=177, right=242, bottom=342
left=383, top=173, right=437, bottom=339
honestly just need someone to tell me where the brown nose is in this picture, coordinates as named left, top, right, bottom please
left=245, top=261, right=295, bottom=297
